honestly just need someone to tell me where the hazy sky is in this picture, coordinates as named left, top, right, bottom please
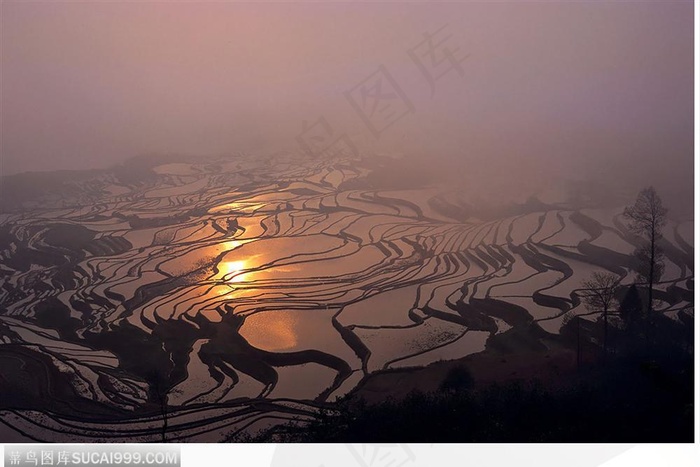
left=1, top=1, right=694, bottom=207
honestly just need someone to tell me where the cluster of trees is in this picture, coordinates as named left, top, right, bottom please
left=576, top=186, right=686, bottom=358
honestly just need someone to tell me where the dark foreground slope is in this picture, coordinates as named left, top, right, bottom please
left=243, top=315, right=694, bottom=442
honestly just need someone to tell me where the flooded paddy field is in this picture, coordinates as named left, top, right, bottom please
left=0, top=153, right=693, bottom=442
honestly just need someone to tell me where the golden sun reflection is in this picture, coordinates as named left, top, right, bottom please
left=209, top=201, right=266, bottom=214
left=219, top=260, right=250, bottom=283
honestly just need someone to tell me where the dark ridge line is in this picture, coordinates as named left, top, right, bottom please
left=383, top=327, right=471, bottom=370
left=569, top=211, right=603, bottom=241
left=538, top=211, right=567, bottom=244
left=673, top=222, right=694, bottom=259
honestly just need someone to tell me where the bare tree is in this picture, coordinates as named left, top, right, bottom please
left=623, top=187, right=667, bottom=319
left=147, top=369, right=169, bottom=442
left=580, top=272, right=621, bottom=357
left=619, top=283, right=643, bottom=334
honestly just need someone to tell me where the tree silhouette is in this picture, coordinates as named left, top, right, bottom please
left=580, top=272, right=621, bottom=357
left=146, top=369, right=170, bottom=442
left=623, top=187, right=667, bottom=320
left=619, top=284, right=643, bottom=334
left=439, top=366, right=475, bottom=393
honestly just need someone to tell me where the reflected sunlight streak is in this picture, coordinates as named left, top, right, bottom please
left=220, top=260, right=250, bottom=283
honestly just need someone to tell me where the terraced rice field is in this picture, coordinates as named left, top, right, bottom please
left=0, top=153, right=693, bottom=441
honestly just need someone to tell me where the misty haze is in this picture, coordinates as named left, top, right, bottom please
left=0, top=2, right=694, bottom=442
